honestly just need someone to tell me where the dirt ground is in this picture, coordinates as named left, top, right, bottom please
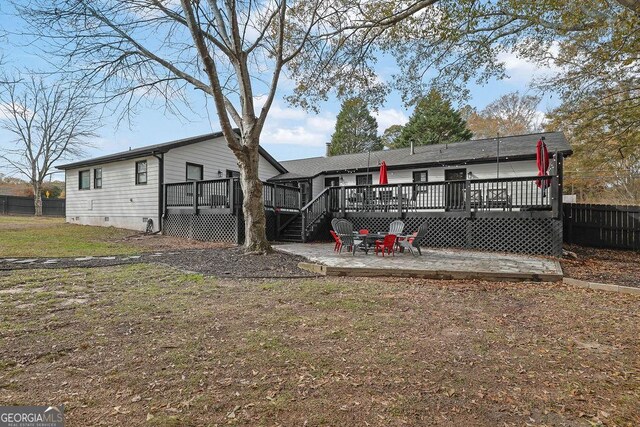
left=1, top=264, right=638, bottom=426
left=561, top=245, right=640, bottom=288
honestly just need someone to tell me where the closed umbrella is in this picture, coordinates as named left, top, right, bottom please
left=379, top=161, right=388, bottom=185
left=536, top=139, right=550, bottom=194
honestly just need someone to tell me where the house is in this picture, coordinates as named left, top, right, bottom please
left=269, top=132, right=571, bottom=203
left=58, top=131, right=572, bottom=256
left=57, top=131, right=285, bottom=231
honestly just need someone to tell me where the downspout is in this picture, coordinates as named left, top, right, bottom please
left=152, top=152, right=164, bottom=232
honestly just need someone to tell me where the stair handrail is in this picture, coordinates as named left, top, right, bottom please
left=300, top=187, right=332, bottom=242
left=300, top=187, right=331, bottom=212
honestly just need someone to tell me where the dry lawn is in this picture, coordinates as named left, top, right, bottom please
left=0, top=264, right=638, bottom=426
left=0, top=216, right=228, bottom=258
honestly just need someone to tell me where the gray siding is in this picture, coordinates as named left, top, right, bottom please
left=65, top=156, right=160, bottom=231
left=313, top=160, right=539, bottom=198
left=164, top=135, right=280, bottom=183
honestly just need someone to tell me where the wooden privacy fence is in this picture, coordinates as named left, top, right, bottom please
left=0, top=195, right=66, bottom=216
left=563, top=203, right=640, bottom=250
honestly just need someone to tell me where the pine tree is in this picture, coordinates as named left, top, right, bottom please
left=393, top=89, right=472, bottom=148
left=328, top=98, right=382, bottom=156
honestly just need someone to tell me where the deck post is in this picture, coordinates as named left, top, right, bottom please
left=163, top=184, right=168, bottom=218
left=228, top=178, right=235, bottom=213
left=465, top=178, right=471, bottom=215
left=340, top=186, right=346, bottom=216
left=272, top=183, right=276, bottom=209
left=556, top=152, right=564, bottom=219
left=397, top=184, right=403, bottom=217
left=192, top=181, right=199, bottom=215
left=301, top=212, right=307, bottom=243
left=551, top=153, right=561, bottom=219
left=273, top=183, right=278, bottom=208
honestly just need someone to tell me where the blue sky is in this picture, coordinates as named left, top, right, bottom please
left=0, top=6, right=560, bottom=181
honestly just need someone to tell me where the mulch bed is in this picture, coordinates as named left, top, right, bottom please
left=159, top=247, right=316, bottom=278
left=561, top=244, right=640, bottom=288
left=0, top=247, right=316, bottom=278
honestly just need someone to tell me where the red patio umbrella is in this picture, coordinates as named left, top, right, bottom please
left=379, top=161, right=388, bottom=185
left=536, top=139, right=550, bottom=190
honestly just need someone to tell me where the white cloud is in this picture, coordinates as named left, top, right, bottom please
left=373, top=108, right=408, bottom=134
left=0, top=103, right=31, bottom=121
left=497, top=42, right=561, bottom=83
left=250, top=99, right=336, bottom=149
left=306, top=116, right=336, bottom=131
left=268, top=103, right=309, bottom=121
left=261, top=126, right=328, bottom=147
left=533, top=110, right=547, bottom=129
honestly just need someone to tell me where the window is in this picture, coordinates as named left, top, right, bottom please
left=412, top=170, right=428, bottom=183
left=356, top=174, right=372, bottom=186
left=186, top=162, right=203, bottom=181
left=226, top=170, right=240, bottom=178
left=324, top=177, right=340, bottom=188
left=94, top=168, right=102, bottom=189
left=79, top=170, right=90, bottom=190
left=135, top=160, right=147, bottom=185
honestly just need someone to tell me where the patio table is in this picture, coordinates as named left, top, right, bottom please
left=353, top=232, right=386, bottom=254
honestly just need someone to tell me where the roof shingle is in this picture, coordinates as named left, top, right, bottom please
left=271, top=131, right=571, bottom=181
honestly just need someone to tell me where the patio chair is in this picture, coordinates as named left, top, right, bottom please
left=397, top=224, right=428, bottom=256
left=486, top=189, right=512, bottom=210
left=329, top=230, right=342, bottom=252
left=465, top=189, right=483, bottom=210
left=363, top=189, right=377, bottom=211
left=388, top=220, right=405, bottom=235
left=333, top=219, right=358, bottom=255
left=359, top=229, right=369, bottom=235
left=378, top=190, right=394, bottom=211
left=375, top=234, right=397, bottom=256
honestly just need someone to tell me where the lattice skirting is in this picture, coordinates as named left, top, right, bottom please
left=163, top=213, right=240, bottom=243
left=164, top=210, right=278, bottom=244
left=335, top=214, right=563, bottom=256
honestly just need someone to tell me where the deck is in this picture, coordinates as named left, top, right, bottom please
left=161, top=164, right=564, bottom=256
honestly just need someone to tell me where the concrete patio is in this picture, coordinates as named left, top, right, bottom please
left=276, top=243, right=563, bottom=282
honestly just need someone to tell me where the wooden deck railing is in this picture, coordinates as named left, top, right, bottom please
left=165, top=174, right=561, bottom=219
left=164, top=178, right=302, bottom=213
left=328, top=175, right=560, bottom=217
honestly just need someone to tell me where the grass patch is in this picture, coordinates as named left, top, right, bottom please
left=0, top=217, right=140, bottom=257
left=0, top=265, right=638, bottom=426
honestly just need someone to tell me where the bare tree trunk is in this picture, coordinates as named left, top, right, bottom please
left=33, top=182, right=43, bottom=216
left=237, top=140, right=270, bottom=253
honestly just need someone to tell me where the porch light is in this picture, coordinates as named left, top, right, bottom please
left=467, top=172, right=474, bottom=179
left=217, top=170, right=223, bottom=178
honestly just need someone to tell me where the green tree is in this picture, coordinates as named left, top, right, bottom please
left=328, top=98, right=381, bottom=156
left=381, top=124, right=404, bottom=148
left=392, top=90, right=472, bottom=148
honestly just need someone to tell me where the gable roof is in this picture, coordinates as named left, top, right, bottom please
left=56, top=131, right=287, bottom=173
left=270, top=131, right=571, bottom=181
